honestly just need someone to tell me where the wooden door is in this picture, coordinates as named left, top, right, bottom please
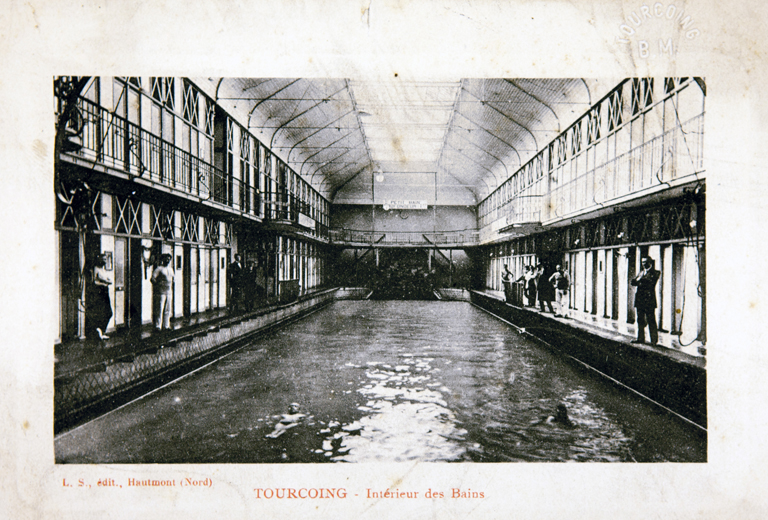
left=183, top=244, right=192, bottom=317
left=189, top=245, right=198, bottom=314
left=113, top=237, right=127, bottom=327
left=200, top=247, right=209, bottom=311
left=59, top=231, right=80, bottom=341
left=128, top=238, right=143, bottom=330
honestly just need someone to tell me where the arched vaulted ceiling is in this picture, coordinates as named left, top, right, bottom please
left=207, top=78, right=603, bottom=205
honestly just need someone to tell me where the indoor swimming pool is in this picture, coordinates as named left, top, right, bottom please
left=55, top=301, right=706, bottom=463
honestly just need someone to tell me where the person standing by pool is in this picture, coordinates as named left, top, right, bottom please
left=501, top=264, right=513, bottom=303
left=524, top=266, right=537, bottom=307
left=549, top=264, right=570, bottom=318
left=151, top=254, right=174, bottom=332
left=515, top=266, right=536, bottom=307
left=229, top=253, right=244, bottom=313
left=88, top=253, right=113, bottom=340
left=535, top=265, right=555, bottom=313
left=630, top=256, right=661, bottom=345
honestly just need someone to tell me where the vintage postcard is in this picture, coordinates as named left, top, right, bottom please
left=1, top=0, right=767, bottom=518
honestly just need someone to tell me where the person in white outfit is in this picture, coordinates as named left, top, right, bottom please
left=548, top=264, right=570, bottom=318
left=151, top=253, right=175, bottom=332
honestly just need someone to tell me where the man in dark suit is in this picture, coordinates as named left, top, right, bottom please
left=630, top=256, right=661, bottom=345
left=229, top=253, right=244, bottom=312
left=501, top=264, right=513, bottom=303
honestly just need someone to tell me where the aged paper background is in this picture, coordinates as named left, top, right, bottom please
left=1, top=0, right=767, bottom=518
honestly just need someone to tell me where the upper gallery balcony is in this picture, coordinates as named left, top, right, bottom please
left=58, top=95, right=329, bottom=241
left=478, top=78, right=705, bottom=243
left=328, top=228, right=479, bottom=248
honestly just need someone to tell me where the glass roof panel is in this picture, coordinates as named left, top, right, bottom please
left=351, top=80, right=460, bottom=171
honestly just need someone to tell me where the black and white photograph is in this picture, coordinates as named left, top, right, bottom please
left=52, top=76, right=707, bottom=464
left=2, top=1, right=768, bottom=518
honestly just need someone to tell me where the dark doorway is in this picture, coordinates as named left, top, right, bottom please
left=59, top=230, right=81, bottom=341
left=128, top=238, right=144, bottom=332
left=183, top=244, right=192, bottom=318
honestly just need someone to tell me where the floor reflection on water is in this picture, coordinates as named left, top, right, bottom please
left=55, top=301, right=706, bottom=463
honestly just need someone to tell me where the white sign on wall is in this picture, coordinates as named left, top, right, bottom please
left=383, top=200, right=428, bottom=210
left=298, top=213, right=315, bottom=228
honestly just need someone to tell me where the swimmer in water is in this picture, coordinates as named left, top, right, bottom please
left=549, top=404, right=575, bottom=428
left=265, top=403, right=307, bottom=438
left=533, top=404, right=576, bottom=429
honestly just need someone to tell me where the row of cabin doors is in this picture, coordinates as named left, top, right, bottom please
left=112, top=236, right=143, bottom=330
left=59, top=231, right=226, bottom=342
left=113, top=239, right=225, bottom=331
left=182, top=244, right=225, bottom=317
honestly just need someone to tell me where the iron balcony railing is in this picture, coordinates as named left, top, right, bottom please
left=329, top=229, right=480, bottom=247
left=548, top=113, right=704, bottom=220
left=70, top=97, right=328, bottom=238
left=75, top=97, right=259, bottom=213
left=479, top=79, right=706, bottom=230
left=492, top=194, right=544, bottom=229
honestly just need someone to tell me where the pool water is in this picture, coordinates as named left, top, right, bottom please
left=55, top=301, right=706, bottom=463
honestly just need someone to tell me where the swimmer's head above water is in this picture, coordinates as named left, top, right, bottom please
left=552, top=404, right=575, bottom=428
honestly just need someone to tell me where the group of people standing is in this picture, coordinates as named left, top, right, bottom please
left=228, top=254, right=265, bottom=313
left=85, top=252, right=175, bottom=341
left=502, top=263, right=571, bottom=318
left=86, top=250, right=267, bottom=343
left=501, top=256, right=661, bottom=346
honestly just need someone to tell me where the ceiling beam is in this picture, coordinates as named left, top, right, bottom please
left=444, top=142, right=499, bottom=189
left=345, top=79, right=374, bottom=177
left=306, top=147, right=368, bottom=179
left=246, top=79, right=301, bottom=129
left=452, top=112, right=522, bottom=162
left=330, top=165, right=369, bottom=200
left=461, top=86, right=539, bottom=150
left=436, top=167, right=479, bottom=200
left=294, top=131, right=360, bottom=167
left=285, top=109, right=357, bottom=163
left=269, top=85, right=349, bottom=148
left=447, top=131, right=511, bottom=180
left=504, top=79, right=560, bottom=134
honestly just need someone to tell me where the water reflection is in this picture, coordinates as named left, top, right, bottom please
left=55, top=301, right=705, bottom=463
left=328, top=358, right=468, bottom=462
left=313, top=341, right=636, bottom=463
left=249, top=301, right=692, bottom=462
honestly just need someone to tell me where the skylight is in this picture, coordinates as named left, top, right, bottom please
left=350, top=81, right=460, bottom=172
